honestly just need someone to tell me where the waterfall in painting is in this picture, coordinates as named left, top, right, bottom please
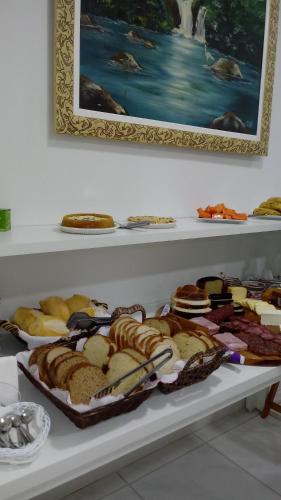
left=176, top=0, right=193, bottom=38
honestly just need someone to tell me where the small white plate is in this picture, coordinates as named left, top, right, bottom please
left=197, top=218, right=247, bottom=224
left=250, top=215, right=281, bottom=221
left=60, top=224, right=119, bottom=235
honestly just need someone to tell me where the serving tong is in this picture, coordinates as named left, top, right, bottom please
left=0, top=408, right=35, bottom=449
left=118, top=221, right=151, bottom=230
left=67, top=304, right=147, bottom=332
left=93, top=348, right=173, bottom=399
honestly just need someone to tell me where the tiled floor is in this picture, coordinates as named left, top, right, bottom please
left=64, top=408, right=281, bottom=500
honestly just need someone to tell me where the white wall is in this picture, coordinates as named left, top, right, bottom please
left=0, top=0, right=281, bottom=226
left=0, top=1, right=280, bottom=318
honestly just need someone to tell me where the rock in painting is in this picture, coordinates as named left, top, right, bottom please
left=127, top=31, right=156, bottom=49
left=210, top=112, right=248, bottom=133
left=80, top=13, right=103, bottom=31
left=111, top=52, right=142, bottom=71
left=80, top=75, right=127, bottom=115
left=210, top=58, right=243, bottom=80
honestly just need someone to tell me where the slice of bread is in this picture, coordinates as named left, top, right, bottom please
left=164, top=316, right=182, bottom=335
left=107, top=352, right=147, bottom=395
left=173, top=332, right=207, bottom=360
left=53, top=353, right=88, bottom=389
left=84, top=335, right=117, bottom=368
left=29, top=344, right=52, bottom=366
left=149, top=337, right=180, bottom=375
left=49, top=351, right=84, bottom=386
left=45, top=346, right=72, bottom=367
left=36, top=345, right=58, bottom=386
left=144, top=318, right=171, bottom=336
left=66, top=363, right=108, bottom=405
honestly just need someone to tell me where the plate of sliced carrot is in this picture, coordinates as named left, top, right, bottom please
left=197, top=204, right=248, bottom=223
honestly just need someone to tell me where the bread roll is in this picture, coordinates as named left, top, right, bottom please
left=12, top=307, right=43, bottom=331
left=39, top=296, right=70, bottom=322
left=79, top=307, right=96, bottom=317
left=66, top=294, right=91, bottom=314
left=28, top=315, right=70, bottom=337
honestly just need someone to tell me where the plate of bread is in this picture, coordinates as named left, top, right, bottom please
left=2, top=294, right=109, bottom=349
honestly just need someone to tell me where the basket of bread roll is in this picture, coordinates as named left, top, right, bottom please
left=16, top=305, right=174, bottom=428
left=0, top=294, right=110, bottom=350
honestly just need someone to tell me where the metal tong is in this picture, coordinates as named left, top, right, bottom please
left=118, top=221, right=151, bottom=230
left=67, top=313, right=111, bottom=332
left=94, top=348, right=173, bottom=399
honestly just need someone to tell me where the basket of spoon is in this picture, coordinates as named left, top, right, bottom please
left=0, top=402, right=50, bottom=464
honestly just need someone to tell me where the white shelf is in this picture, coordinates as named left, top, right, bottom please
left=0, top=218, right=280, bottom=257
left=1, top=364, right=281, bottom=500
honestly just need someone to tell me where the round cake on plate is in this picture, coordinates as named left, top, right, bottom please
left=61, top=213, right=115, bottom=229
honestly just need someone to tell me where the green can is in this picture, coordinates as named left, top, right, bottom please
left=0, top=209, right=11, bottom=231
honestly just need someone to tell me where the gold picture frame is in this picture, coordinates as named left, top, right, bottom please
left=55, top=0, right=279, bottom=155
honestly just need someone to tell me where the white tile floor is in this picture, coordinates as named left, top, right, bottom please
left=63, top=407, right=281, bottom=500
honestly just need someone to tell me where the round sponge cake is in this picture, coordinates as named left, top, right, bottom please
left=61, top=213, right=114, bottom=229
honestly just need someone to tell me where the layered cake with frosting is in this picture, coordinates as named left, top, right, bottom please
left=171, top=285, right=211, bottom=318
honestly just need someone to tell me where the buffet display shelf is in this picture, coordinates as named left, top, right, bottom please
left=0, top=218, right=281, bottom=258
left=1, top=364, right=281, bottom=500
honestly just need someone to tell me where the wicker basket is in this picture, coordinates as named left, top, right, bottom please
left=156, top=313, right=225, bottom=394
left=18, top=361, right=153, bottom=428
left=158, top=348, right=225, bottom=394
left=0, top=304, right=146, bottom=348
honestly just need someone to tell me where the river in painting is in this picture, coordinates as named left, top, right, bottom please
left=80, top=16, right=263, bottom=134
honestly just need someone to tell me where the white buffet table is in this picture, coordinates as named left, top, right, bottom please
left=1, top=363, right=281, bottom=500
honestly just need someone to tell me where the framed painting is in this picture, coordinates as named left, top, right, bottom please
left=55, top=0, right=279, bottom=155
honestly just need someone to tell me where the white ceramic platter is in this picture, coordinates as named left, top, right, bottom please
left=60, top=224, right=119, bottom=235
left=197, top=218, right=247, bottom=225
left=250, top=215, right=281, bottom=221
